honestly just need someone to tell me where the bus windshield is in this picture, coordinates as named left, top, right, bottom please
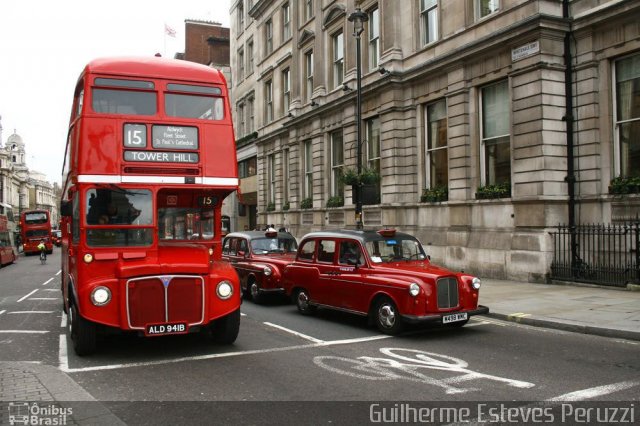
left=86, top=188, right=152, bottom=226
left=92, top=88, right=157, bottom=116
left=24, top=212, right=48, bottom=224
left=158, top=208, right=214, bottom=241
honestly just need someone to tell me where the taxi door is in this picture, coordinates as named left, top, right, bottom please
left=313, top=238, right=341, bottom=306
left=332, top=239, right=368, bottom=311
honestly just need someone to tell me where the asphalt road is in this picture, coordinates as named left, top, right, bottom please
left=1, top=250, right=639, bottom=424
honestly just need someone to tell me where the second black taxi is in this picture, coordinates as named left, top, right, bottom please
left=222, top=229, right=298, bottom=303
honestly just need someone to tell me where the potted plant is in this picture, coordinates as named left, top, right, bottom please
left=421, top=185, right=448, bottom=202
left=326, top=196, right=344, bottom=208
left=609, top=176, right=640, bottom=195
left=300, top=197, right=313, bottom=209
left=339, top=166, right=381, bottom=186
left=282, top=201, right=290, bottom=211
left=266, top=202, right=275, bottom=212
left=476, top=181, right=511, bottom=199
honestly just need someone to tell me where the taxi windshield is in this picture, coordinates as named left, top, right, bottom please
left=364, top=237, right=427, bottom=263
left=250, top=237, right=298, bottom=254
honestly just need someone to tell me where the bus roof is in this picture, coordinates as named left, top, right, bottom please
left=82, top=57, right=227, bottom=86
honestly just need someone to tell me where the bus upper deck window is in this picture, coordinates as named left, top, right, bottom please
left=92, top=78, right=156, bottom=116
left=165, top=84, right=224, bottom=120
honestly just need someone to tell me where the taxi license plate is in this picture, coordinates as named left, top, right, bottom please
left=145, top=322, right=188, bottom=336
left=442, top=313, right=468, bottom=324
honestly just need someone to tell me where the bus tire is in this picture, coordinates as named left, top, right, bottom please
left=69, top=302, right=97, bottom=356
left=209, top=308, right=240, bottom=344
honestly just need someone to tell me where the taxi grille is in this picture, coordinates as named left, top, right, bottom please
left=437, top=278, right=459, bottom=309
left=126, top=275, right=204, bottom=329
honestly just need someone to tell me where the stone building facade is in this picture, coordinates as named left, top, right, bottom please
left=229, top=0, right=640, bottom=282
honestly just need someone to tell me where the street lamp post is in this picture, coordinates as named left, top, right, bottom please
left=348, top=8, right=368, bottom=230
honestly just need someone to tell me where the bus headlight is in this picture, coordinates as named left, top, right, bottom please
left=471, top=277, right=481, bottom=290
left=263, top=266, right=273, bottom=276
left=91, top=286, right=111, bottom=306
left=216, top=280, right=233, bottom=300
left=409, top=283, right=420, bottom=297
left=84, top=254, right=93, bottom=263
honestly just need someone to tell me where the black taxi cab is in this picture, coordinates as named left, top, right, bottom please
left=222, top=229, right=298, bottom=303
left=281, top=228, right=489, bottom=334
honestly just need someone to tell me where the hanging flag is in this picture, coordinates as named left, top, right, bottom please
left=164, top=23, right=177, bottom=38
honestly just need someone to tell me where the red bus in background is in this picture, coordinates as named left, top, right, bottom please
left=0, top=215, right=17, bottom=266
left=20, top=210, right=53, bottom=255
left=59, top=57, right=241, bottom=355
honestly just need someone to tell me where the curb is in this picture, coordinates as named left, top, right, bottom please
left=482, top=313, right=640, bottom=342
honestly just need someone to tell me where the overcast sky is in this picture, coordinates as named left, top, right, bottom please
left=0, top=0, right=231, bottom=184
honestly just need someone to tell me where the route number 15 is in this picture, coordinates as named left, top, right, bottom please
left=124, top=124, right=147, bottom=147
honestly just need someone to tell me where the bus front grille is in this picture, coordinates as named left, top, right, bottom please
left=436, top=277, right=459, bottom=309
left=126, top=275, right=205, bottom=329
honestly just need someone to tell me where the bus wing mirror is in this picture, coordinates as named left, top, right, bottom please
left=60, top=200, right=73, bottom=217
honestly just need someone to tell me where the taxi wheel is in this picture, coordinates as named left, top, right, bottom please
left=373, top=298, right=404, bottom=335
left=210, top=308, right=240, bottom=344
left=295, top=289, right=316, bottom=315
left=68, top=302, right=97, bottom=356
left=249, top=280, right=264, bottom=304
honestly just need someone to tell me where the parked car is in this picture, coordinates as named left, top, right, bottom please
left=281, top=229, right=489, bottom=334
left=222, top=229, right=298, bottom=303
left=51, top=230, right=62, bottom=247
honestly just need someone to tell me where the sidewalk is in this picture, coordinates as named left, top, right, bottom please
left=479, top=278, right=640, bottom=341
left=0, top=362, right=125, bottom=425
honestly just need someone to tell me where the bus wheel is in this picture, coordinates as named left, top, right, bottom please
left=209, top=309, right=240, bottom=344
left=68, top=302, right=97, bottom=356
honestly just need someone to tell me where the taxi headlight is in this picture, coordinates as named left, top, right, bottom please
left=409, top=283, right=420, bottom=297
left=263, top=266, right=273, bottom=276
left=472, top=277, right=481, bottom=290
left=91, top=286, right=111, bottom=306
left=216, top=280, right=233, bottom=300
left=84, top=254, right=93, bottom=263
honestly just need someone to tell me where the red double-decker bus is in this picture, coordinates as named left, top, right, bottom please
left=59, top=57, right=241, bottom=355
left=0, top=214, right=17, bottom=266
left=20, top=209, right=53, bottom=255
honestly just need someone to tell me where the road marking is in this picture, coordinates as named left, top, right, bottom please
left=9, top=311, right=56, bottom=314
left=43, top=289, right=59, bottom=292
left=263, top=322, right=324, bottom=343
left=0, top=330, right=49, bottom=334
left=30, top=298, right=58, bottom=301
left=42, top=278, right=54, bottom=286
left=59, top=334, right=392, bottom=373
left=547, top=380, right=640, bottom=401
left=56, top=270, right=62, bottom=276
left=17, top=289, right=39, bottom=302
left=61, top=312, right=67, bottom=328
left=0, top=310, right=6, bottom=316
left=59, top=334, right=69, bottom=372
left=241, top=313, right=247, bottom=317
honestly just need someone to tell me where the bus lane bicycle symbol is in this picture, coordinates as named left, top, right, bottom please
left=313, top=348, right=535, bottom=395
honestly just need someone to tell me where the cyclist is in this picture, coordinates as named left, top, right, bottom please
left=37, top=239, right=47, bottom=263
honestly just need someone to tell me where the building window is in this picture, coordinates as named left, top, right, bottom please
left=421, top=0, right=438, bottom=45
left=265, top=19, right=273, bottom=55
left=480, top=79, right=511, bottom=186
left=265, top=80, right=273, bottom=123
left=282, top=3, right=291, bottom=40
left=247, top=96, right=255, bottom=132
left=282, top=68, right=291, bottom=114
left=303, top=140, right=313, bottom=199
left=268, top=154, right=276, bottom=204
left=239, top=157, right=257, bottom=178
left=238, top=1, right=244, bottom=32
left=237, top=102, right=245, bottom=137
left=476, top=0, right=499, bottom=20
left=330, top=131, right=344, bottom=197
left=333, top=31, right=344, bottom=89
left=247, top=39, right=254, bottom=74
left=368, top=7, right=380, bottom=70
left=366, top=117, right=381, bottom=204
left=305, top=50, right=314, bottom=102
left=425, top=99, right=447, bottom=188
left=305, top=0, right=314, bottom=21
left=238, top=48, right=245, bottom=81
left=283, top=149, right=290, bottom=201
left=615, top=53, right=640, bottom=177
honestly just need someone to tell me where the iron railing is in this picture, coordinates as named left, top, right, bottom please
left=550, top=221, right=640, bottom=287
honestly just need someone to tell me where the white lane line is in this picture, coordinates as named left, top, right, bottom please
left=42, top=289, right=59, bottom=292
left=59, top=334, right=69, bottom=372
left=263, top=322, right=325, bottom=343
left=60, top=312, right=67, bottom=328
left=547, top=380, right=640, bottom=401
left=42, top=278, right=54, bottom=286
left=17, top=289, right=39, bottom=302
left=9, top=311, right=56, bottom=314
left=465, top=321, right=491, bottom=328
left=240, top=313, right=247, bottom=317
left=60, top=334, right=392, bottom=373
left=0, top=330, right=49, bottom=334
left=0, top=310, right=6, bottom=316
left=56, top=270, right=62, bottom=276
left=30, top=298, right=58, bottom=301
